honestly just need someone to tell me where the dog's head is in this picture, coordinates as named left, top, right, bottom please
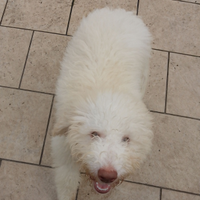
left=62, top=92, right=153, bottom=194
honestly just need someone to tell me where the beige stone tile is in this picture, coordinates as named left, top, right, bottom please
left=139, top=0, right=200, bottom=56
left=0, top=161, right=56, bottom=200
left=0, top=0, right=6, bottom=19
left=128, top=113, right=200, bottom=194
left=0, top=88, right=53, bottom=163
left=41, top=104, right=55, bottom=166
left=21, top=32, right=70, bottom=94
left=144, top=50, right=168, bottom=112
left=78, top=175, right=160, bottom=200
left=162, top=189, right=200, bottom=200
left=68, top=0, right=138, bottom=35
left=0, top=27, right=32, bottom=87
left=2, top=0, right=72, bottom=34
left=167, top=53, right=200, bottom=118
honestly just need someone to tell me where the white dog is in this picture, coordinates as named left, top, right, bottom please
left=51, top=8, right=153, bottom=200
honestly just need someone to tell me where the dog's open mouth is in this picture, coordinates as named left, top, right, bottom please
left=88, top=173, right=122, bottom=194
left=93, top=181, right=111, bottom=194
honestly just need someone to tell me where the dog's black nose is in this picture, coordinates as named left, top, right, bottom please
left=98, top=168, right=117, bottom=183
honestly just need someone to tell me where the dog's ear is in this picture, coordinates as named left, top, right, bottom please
left=52, top=125, right=69, bottom=136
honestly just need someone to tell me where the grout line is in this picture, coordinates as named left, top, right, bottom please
left=136, top=0, right=140, bottom=15
left=75, top=188, right=79, bottom=200
left=0, top=159, right=2, bottom=167
left=0, top=0, right=8, bottom=25
left=152, top=48, right=200, bottom=58
left=150, top=110, right=200, bottom=121
left=160, top=188, right=162, bottom=200
left=172, top=0, right=200, bottom=5
left=18, top=31, right=34, bottom=88
left=0, top=25, right=199, bottom=58
left=39, top=95, right=55, bottom=165
left=1, top=85, right=199, bottom=121
left=165, top=112, right=200, bottom=121
left=124, top=180, right=161, bottom=190
left=40, top=164, right=53, bottom=168
left=164, top=52, right=170, bottom=113
left=0, top=24, right=72, bottom=37
left=0, top=158, right=52, bottom=168
left=152, top=48, right=169, bottom=53
left=66, top=0, right=75, bottom=35
left=0, top=85, right=55, bottom=96
left=124, top=180, right=200, bottom=196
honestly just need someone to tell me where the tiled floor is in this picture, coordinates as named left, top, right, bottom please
left=0, top=0, right=200, bottom=199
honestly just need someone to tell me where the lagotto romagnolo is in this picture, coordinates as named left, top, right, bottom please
left=51, top=7, right=153, bottom=200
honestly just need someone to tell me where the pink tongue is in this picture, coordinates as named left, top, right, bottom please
left=94, top=181, right=111, bottom=194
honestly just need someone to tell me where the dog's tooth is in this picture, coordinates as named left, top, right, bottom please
left=95, top=182, right=110, bottom=192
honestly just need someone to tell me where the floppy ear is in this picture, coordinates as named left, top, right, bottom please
left=52, top=125, right=69, bottom=136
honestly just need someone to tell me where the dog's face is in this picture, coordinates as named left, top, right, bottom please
left=67, top=92, right=153, bottom=194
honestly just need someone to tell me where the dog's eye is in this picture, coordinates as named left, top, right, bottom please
left=122, top=136, right=130, bottom=142
left=91, top=132, right=100, bottom=138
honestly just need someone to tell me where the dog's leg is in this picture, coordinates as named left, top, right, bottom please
left=55, top=163, right=79, bottom=200
left=52, top=135, right=80, bottom=200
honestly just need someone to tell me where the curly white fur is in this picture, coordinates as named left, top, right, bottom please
left=51, top=7, right=153, bottom=200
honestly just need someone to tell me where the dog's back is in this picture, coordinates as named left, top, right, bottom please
left=57, top=8, right=151, bottom=105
